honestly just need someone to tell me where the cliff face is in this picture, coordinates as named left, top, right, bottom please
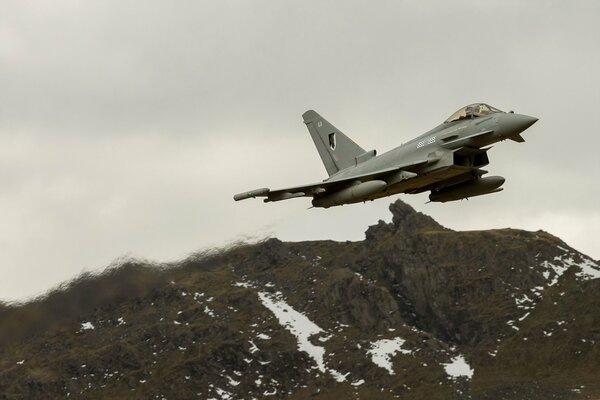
left=0, top=200, right=598, bottom=400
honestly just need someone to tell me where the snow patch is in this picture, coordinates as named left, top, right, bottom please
left=515, top=293, right=532, bottom=306
left=576, top=257, right=600, bottom=280
left=204, top=306, right=215, bottom=317
left=256, top=333, right=271, bottom=340
left=317, top=334, right=333, bottom=343
left=507, top=320, right=520, bottom=331
left=226, top=375, right=240, bottom=386
left=215, top=387, right=232, bottom=399
left=518, top=312, right=530, bottom=322
left=541, top=259, right=570, bottom=286
left=233, top=281, right=254, bottom=288
left=443, top=355, right=474, bottom=379
left=257, top=291, right=347, bottom=382
left=80, top=322, right=95, bottom=330
left=544, top=249, right=600, bottom=285
left=367, top=337, right=412, bottom=375
left=248, top=341, right=259, bottom=354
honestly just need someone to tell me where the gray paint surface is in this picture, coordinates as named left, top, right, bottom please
left=1, top=1, right=599, bottom=300
left=234, top=105, right=538, bottom=207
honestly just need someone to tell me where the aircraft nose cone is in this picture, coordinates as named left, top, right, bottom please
left=518, top=114, right=538, bottom=129
left=500, top=113, right=538, bottom=137
left=510, top=114, right=538, bottom=134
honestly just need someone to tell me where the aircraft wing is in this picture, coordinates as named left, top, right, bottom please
left=233, top=180, right=337, bottom=203
left=233, top=159, right=430, bottom=203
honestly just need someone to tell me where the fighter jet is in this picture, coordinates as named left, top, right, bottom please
left=234, top=103, right=538, bottom=207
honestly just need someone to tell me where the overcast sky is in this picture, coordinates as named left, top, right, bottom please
left=1, top=1, right=599, bottom=301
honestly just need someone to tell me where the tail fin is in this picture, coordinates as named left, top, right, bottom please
left=302, top=110, right=366, bottom=176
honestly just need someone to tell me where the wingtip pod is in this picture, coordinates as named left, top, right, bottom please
left=233, top=188, right=270, bottom=201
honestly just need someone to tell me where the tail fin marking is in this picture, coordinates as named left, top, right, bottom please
left=302, top=110, right=366, bottom=176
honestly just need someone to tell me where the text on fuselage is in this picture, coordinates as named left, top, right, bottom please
left=417, top=136, right=436, bottom=149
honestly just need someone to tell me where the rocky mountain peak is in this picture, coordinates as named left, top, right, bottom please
left=389, top=199, right=445, bottom=232
left=366, top=199, right=446, bottom=240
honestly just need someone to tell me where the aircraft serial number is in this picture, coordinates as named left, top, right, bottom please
left=417, top=136, right=436, bottom=148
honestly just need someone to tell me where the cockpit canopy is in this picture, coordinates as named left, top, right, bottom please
left=444, top=103, right=503, bottom=123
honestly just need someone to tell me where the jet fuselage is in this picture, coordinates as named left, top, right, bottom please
left=233, top=104, right=538, bottom=207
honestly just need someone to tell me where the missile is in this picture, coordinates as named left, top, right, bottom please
left=312, top=180, right=387, bottom=208
left=429, top=176, right=505, bottom=203
left=233, top=187, right=270, bottom=201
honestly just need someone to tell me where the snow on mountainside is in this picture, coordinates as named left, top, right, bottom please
left=0, top=199, right=598, bottom=400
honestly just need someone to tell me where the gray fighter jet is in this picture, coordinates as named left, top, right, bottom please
left=234, top=104, right=538, bottom=207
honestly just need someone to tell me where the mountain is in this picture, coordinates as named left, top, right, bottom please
left=0, top=199, right=598, bottom=400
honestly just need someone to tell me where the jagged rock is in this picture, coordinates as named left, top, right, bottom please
left=365, top=199, right=446, bottom=240
left=389, top=198, right=445, bottom=233
left=315, top=269, right=402, bottom=331
left=364, top=219, right=394, bottom=241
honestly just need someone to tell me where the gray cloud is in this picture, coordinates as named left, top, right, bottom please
left=1, top=1, right=599, bottom=300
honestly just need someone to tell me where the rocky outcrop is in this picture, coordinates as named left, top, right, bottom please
left=365, top=200, right=446, bottom=241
